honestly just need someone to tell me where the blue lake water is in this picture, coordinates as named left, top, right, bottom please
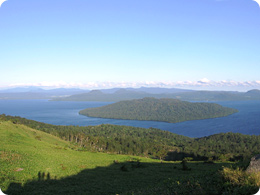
left=0, top=99, right=259, bottom=138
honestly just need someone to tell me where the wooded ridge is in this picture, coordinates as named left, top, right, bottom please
left=1, top=114, right=259, bottom=162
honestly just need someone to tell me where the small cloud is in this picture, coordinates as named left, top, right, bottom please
left=0, top=0, right=7, bottom=8
left=198, top=78, right=211, bottom=84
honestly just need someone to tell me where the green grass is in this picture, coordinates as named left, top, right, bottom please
left=0, top=121, right=259, bottom=194
left=0, top=122, right=156, bottom=191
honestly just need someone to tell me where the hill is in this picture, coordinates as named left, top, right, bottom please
left=53, top=89, right=154, bottom=102
left=79, top=98, right=238, bottom=123
left=171, top=90, right=260, bottom=101
left=116, top=87, right=193, bottom=94
left=2, top=114, right=260, bottom=162
left=1, top=87, right=260, bottom=101
left=0, top=87, right=89, bottom=100
left=1, top=116, right=260, bottom=194
left=52, top=88, right=260, bottom=102
left=0, top=120, right=161, bottom=193
left=0, top=114, right=191, bottom=158
left=244, top=89, right=260, bottom=99
left=97, top=87, right=193, bottom=94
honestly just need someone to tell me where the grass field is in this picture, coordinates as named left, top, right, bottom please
left=0, top=121, right=259, bottom=194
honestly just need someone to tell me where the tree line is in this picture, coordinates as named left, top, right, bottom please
left=1, top=114, right=259, bottom=162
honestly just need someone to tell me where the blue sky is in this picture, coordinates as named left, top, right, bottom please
left=0, top=0, right=260, bottom=91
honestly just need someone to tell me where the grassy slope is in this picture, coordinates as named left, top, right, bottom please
left=0, top=121, right=158, bottom=192
left=1, top=121, right=259, bottom=194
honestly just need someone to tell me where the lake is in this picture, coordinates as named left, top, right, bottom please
left=0, top=99, right=259, bottom=138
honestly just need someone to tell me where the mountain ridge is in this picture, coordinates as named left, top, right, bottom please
left=53, top=88, right=260, bottom=102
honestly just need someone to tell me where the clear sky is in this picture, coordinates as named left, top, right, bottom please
left=0, top=0, right=260, bottom=91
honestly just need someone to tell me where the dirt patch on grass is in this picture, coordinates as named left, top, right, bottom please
left=0, top=151, right=22, bottom=163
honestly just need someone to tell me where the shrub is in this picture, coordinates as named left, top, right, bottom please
left=220, top=167, right=260, bottom=194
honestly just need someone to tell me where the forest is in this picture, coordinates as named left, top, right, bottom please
left=1, top=114, right=259, bottom=162
left=79, top=97, right=238, bottom=123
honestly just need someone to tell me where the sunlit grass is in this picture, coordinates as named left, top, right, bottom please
left=0, top=121, right=158, bottom=192
left=1, top=121, right=259, bottom=194
left=220, top=167, right=260, bottom=194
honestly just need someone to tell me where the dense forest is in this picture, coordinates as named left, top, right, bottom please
left=1, top=114, right=259, bottom=162
left=79, top=98, right=238, bottom=123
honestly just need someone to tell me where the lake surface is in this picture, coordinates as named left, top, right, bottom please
left=0, top=99, right=259, bottom=138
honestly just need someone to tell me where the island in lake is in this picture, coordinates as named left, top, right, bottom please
left=79, top=97, right=238, bottom=123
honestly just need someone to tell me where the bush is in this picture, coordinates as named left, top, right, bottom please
left=220, top=167, right=260, bottom=194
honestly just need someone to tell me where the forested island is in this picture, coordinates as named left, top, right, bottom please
left=79, top=98, right=238, bottom=123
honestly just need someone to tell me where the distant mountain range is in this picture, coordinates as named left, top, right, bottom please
left=0, top=87, right=89, bottom=99
left=1, top=86, right=260, bottom=101
left=53, top=88, right=260, bottom=102
left=53, top=87, right=194, bottom=102
left=99, top=87, right=193, bottom=94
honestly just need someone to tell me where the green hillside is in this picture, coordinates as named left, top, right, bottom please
left=0, top=114, right=192, bottom=160
left=0, top=121, right=159, bottom=193
left=2, top=114, right=260, bottom=162
left=79, top=98, right=238, bottom=123
left=1, top=119, right=259, bottom=194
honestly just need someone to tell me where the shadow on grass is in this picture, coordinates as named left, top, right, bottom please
left=166, top=151, right=208, bottom=161
left=4, top=161, right=257, bottom=195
